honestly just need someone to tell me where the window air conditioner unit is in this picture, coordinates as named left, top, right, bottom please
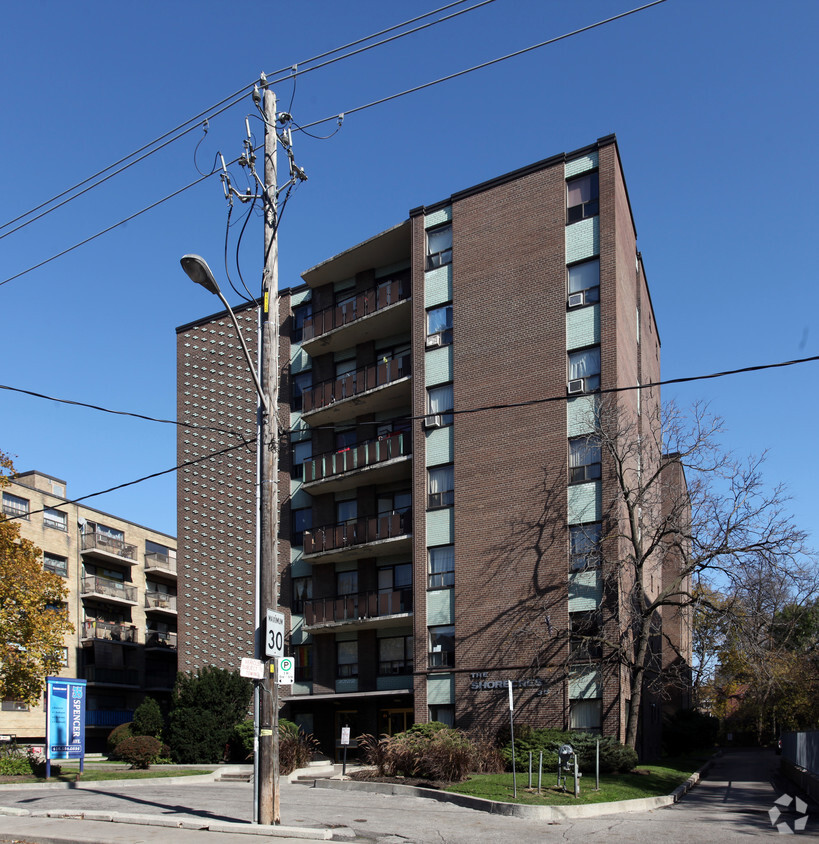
left=426, top=333, right=444, bottom=349
left=567, top=379, right=585, bottom=395
left=567, top=292, right=584, bottom=308
left=423, top=414, right=444, bottom=430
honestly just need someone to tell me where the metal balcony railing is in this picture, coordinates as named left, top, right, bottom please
left=144, top=668, right=177, bottom=689
left=85, top=666, right=139, bottom=686
left=303, top=432, right=411, bottom=484
left=304, top=510, right=412, bottom=556
left=81, top=532, right=137, bottom=562
left=81, top=620, right=138, bottom=643
left=145, top=631, right=178, bottom=650
left=302, top=278, right=410, bottom=343
left=303, top=588, right=412, bottom=626
left=145, top=552, right=177, bottom=574
left=145, top=593, right=178, bottom=612
left=80, top=576, right=137, bottom=603
left=302, top=354, right=411, bottom=415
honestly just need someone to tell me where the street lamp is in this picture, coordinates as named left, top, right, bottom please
left=180, top=252, right=280, bottom=825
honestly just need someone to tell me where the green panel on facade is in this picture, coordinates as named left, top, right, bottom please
left=335, top=629, right=358, bottom=643
left=291, top=546, right=303, bottom=565
left=377, top=625, right=413, bottom=639
left=425, top=207, right=452, bottom=228
left=427, top=588, right=454, bottom=626
left=290, top=288, right=312, bottom=307
left=566, top=305, right=600, bottom=350
left=567, top=481, right=602, bottom=523
left=290, top=616, right=307, bottom=646
left=426, top=508, right=454, bottom=546
left=569, top=666, right=601, bottom=699
left=290, top=346, right=310, bottom=374
left=565, top=217, right=600, bottom=264
left=424, top=345, right=453, bottom=387
left=292, top=681, right=312, bottom=695
left=335, top=678, right=359, bottom=693
left=567, top=395, right=599, bottom=438
left=291, top=559, right=311, bottom=578
left=427, top=673, right=454, bottom=705
left=564, top=152, right=598, bottom=179
left=568, top=570, right=603, bottom=612
left=424, top=264, right=453, bottom=308
left=290, top=489, right=311, bottom=510
left=425, top=426, right=454, bottom=467
left=377, top=675, right=414, bottom=692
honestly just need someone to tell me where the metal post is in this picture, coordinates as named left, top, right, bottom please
left=538, top=750, right=542, bottom=794
left=508, top=681, right=516, bottom=799
left=595, top=738, right=600, bottom=791
left=528, top=751, right=532, bottom=790
left=574, top=753, right=580, bottom=799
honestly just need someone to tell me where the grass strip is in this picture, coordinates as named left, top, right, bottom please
left=5, top=768, right=212, bottom=784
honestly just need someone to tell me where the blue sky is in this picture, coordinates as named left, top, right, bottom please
left=1, top=0, right=817, bottom=541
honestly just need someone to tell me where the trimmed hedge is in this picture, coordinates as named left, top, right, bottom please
left=502, top=728, right=637, bottom=774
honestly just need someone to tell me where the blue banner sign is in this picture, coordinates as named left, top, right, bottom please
left=46, top=677, right=86, bottom=761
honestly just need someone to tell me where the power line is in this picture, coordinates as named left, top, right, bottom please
left=299, top=0, right=668, bottom=130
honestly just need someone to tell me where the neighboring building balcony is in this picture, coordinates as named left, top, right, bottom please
left=303, top=588, right=412, bottom=631
left=80, top=576, right=138, bottom=606
left=303, top=432, right=411, bottom=494
left=81, top=532, right=138, bottom=566
left=85, top=666, right=139, bottom=687
left=81, top=620, right=139, bottom=644
left=144, top=593, right=178, bottom=615
left=85, top=709, right=133, bottom=728
left=301, top=278, right=411, bottom=356
left=301, top=355, right=411, bottom=426
left=145, top=551, right=177, bottom=578
left=145, top=630, right=178, bottom=650
left=303, top=510, right=412, bottom=563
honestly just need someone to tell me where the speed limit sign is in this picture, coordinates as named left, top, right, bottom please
left=265, top=609, right=285, bottom=658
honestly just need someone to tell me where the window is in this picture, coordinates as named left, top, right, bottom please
left=294, top=644, right=312, bottom=682
left=90, top=522, right=123, bottom=541
left=2, top=493, right=29, bottom=520
left=377, top=491, right=411, bottom=516
left=427, top=384, right=453, bottom=426
left=335, top=427, right=357, bottom=451
left=1, top=700, right=29, bottom=712
left=428, top=545, right=454, bottom=589
left=337, top=640, right=358, bottom=678
left=569, top=523, right=602, bottom=570
left=291, top=507, right=312, bottom=546
left=44, top=552, right=68, bottom=577
left=426, top=224, right=452, bottom=270
left=292, top=371, right=312, bottom=412
left=567, top=259, right=600, bottom=307
left=57, top=647, right=69, bottom=667
left=570, top=611, right=602, bottom=660
left=336, top=570, right=358, bottom=597
left=44, top=508, right=67, bottom=531
left=292, top=303, right=312, bottom=343
left=378, top=635, right=413, bottom=675
left=292, top=576, right=312, bottom=614
left=569, top=437, right=601, bottom=484
left=378, top=563, right=412, bottom=593
left=426, top=304, right=453, bottom=346
left=428, top=625, right=454, bottom=668
left=291, top=439, right=311, bottom=480
left=336, top=498, right=357, bottom=524
left=429, top=705, right=454, bottom=726
left=567, top=172, right=599, bottom=223
left=568, top=347, right=600, bottom=393
left=428, top=465, right=454, bottom=509
left=569, top=698, right=602, bottom=733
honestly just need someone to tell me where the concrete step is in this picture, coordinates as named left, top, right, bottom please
left=216, top=772, right=253, bottom=782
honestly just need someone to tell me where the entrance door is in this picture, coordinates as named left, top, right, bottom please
left=379, top=708, right=413, bottom=736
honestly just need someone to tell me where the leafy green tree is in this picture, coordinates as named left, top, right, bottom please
left=0, top=451, right=73, bottom=704
left=132, top=696, right=164, bottom=738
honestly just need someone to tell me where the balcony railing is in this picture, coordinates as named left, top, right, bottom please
left=80, top=576, right=137, bottom=603
left=85, top=709, right=133, bottom=728
left=302, top=355, right=411, bottom=415
left=303, top=432, right=411, bottom=485
left=145, top=593, right=178, bottom=613
left=304, top=588, right=412, bottom=627
left=378, top=659, right=413, bottom=676
left=81, top=531, right=137, bottom=562
left=144, top=668, right=177, bottom=689
left=145, top=552, right=177, bottom=575
left=304, top=510, right=412, bottom=556
left=302, top=278, right=410, bottom=343
left=81, top=620, right=138, bottom=643
left=85, top=666, right=139, bottom=686
left=145, top=630, right=178, bottom=650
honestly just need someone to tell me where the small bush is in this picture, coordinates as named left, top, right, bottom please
left=133, top=697, right=164, bottom=739
left=106, top=722, right=134, bottom=759
left=0, top=755, right=31, bottom=775
left=358, top=733, right=392, bottom=776
left=228, top=719, right=255, bottom=762
left=117, top=735, right=163, bottom=769
left=468, top=731, right=507, bottom=774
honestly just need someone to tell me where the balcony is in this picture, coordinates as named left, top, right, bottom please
left=81, top=532, right=137, bottom=566
left=301, top=278, right=411, bottom=356
left=80, top=576, right=138, bottom=606
left=303, top=588, right=412, bottom=631
left=144, top=667, right=177, bottom=690
left=146, top=630, right=178, bottom=650
left=145, top=593, right=178, bottom=615
left=303, top=510, right=412, bottom=563
left=85, top=666, right=139, bottom=686
left=145, top=552, right=177, bottom=577
left=81, top=620, right=138, bottom=644
left=303, top=432, right=411, bottom=494
left=301, top=355, right=411, bottom=427
left=85, top=709, right=134, bottom=728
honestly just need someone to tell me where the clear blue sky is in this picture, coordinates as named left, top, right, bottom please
left=1, top=0, right=817, bottom=542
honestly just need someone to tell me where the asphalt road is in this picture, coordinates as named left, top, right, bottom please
left=0, top=749, right=814, bottom=843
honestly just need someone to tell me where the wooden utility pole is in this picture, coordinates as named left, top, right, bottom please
left=258, top=84, right=280, bottom=826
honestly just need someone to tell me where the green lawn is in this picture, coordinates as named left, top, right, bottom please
left=445, top=756, right=708, bottom=806
left=5, top=767, right=213, bottom=784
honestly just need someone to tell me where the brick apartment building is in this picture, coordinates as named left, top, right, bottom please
left=1, top=471, right=177, bottom=750
left=176, top=135, right=691, bottom=758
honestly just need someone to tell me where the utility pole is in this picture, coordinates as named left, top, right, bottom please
left=258, top=82, right=280, bottom=826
